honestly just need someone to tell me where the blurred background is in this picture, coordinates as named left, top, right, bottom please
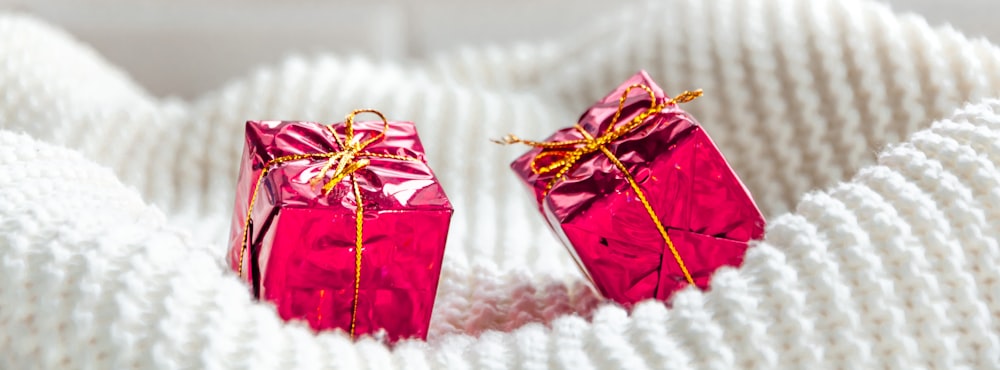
left=1, top=0, right=997, bottom=98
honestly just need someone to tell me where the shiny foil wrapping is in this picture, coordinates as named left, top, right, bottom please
left=511, top=71, right=765, bottom=305
left=227, top=118, right=452, bottom=341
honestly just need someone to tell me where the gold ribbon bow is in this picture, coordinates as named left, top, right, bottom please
left=237, top=109, right=418, bottom=338
left=497, top=84, right=703, bottom=287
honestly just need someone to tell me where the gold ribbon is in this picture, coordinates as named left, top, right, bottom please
left=237, top=109, right=418, bottom=338
left=497, top=84, right=703, bottom=287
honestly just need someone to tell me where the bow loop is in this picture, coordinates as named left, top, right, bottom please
left=529, top=150, right=578, bottom=175
left=341, top=109, right=390, bottom=149
left=601, top=83, right=660, bottom=136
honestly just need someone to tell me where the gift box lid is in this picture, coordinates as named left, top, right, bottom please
left=243, top=119, right=452, bottom=212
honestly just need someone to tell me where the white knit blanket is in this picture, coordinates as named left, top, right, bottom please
left=4, top=0, right=1000, bottom=368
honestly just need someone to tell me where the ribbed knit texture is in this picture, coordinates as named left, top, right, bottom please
left=3, top=0, right=1000, bottom=368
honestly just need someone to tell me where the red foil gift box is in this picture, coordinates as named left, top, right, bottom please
left=506, top=71, right=765, bottom=305
left=227, top=110, right=453, bottom=341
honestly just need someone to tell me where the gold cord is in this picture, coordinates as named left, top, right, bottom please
left=498, top=85, right=702, bottom=287
left=238, top=109, right=418, bottom=338
left=350, top=177, right=364, bottom=336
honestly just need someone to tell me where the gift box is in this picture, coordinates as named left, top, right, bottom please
left=227, top=110, right=453, bottom=341
left=505, top=71, right=765, bottom=305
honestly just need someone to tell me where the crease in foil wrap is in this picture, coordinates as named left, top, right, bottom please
left=509, top=71, right=765, bottom=305
left=227, top=115, right=452, bottom=341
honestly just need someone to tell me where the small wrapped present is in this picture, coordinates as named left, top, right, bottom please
left=227, top=110, right=453, bottom=341
left=503, top=71, right=765, bottom=305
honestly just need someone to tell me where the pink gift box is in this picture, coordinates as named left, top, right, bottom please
left=228, top=112, right=452, bottom=341
left=508, top=71, right=765, bottom=305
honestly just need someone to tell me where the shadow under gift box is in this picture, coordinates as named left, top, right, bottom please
left=510, top=71, right=765, bottom=306
left=228, top=118, right=452, bottom=341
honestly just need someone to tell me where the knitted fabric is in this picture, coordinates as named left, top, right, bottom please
left=3, top=0, right=1000, bottom=368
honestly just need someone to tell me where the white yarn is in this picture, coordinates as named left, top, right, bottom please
left=2, top=0, right=1000, bottom=368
